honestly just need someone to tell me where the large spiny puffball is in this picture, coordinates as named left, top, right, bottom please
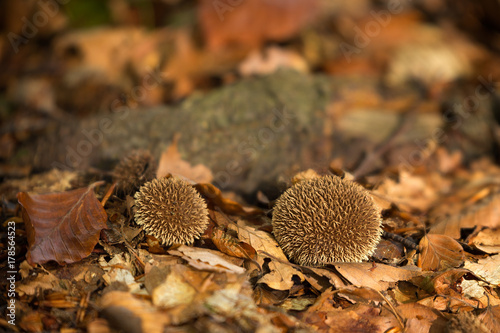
left=272, top=175, right=382, bottom=266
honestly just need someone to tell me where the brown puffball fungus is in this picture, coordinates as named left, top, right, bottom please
left=134, top=177, right=209, bottom=246
left=112, top=150, right=156, bottom=193
left=272, top=175, right=382, bottom=266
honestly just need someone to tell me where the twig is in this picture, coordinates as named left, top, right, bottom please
left=375, top=289, right=405, bottom=330
left=382, top=231, right=418, bottom=250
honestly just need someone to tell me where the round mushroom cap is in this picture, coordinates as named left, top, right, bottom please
left=134, top=177, right=209, bottom=246
left=272, top=175, right=382, bottom=266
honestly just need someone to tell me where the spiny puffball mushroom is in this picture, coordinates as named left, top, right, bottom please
left=272, top=175, right=382, bottom=266
left=134, top=177, right=209, bottom=246
left=112, top=150, right=157, bottom=193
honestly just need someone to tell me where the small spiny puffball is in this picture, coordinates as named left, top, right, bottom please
left=272, top=175, right=382, bottom=266
left=134, top=177, right=209, bottom=246
left=112, top=150, right=156, bottom=193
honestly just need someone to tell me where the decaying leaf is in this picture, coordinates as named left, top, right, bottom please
left=195, top=183, right=263, bottom=216
left=100, top=291, right=169, bottom=333
left=418, top=234, right=464, bottom=271
left=478, top=305, right=500, bottom=333
left=258, top=260, right=305, bottom=291
left=397, top=303, right=447, bottom=333
left=198, top=0, right=319, bottom=50
left=333, top=262, right=421, bottom=291
left=464, top=254, right=500, bottom=285
left=169, top=245, right=246, bottom=274
left=416, top=269, right=480, bottom=312
left=234, top=224, right=288, bottom=265
left=430, top=187, right=500, bottom=238
left=18, top=183, right=108, bottom=265
left=211, top=227, right=257, bottom=260
left=469, top=228, right=500, bottom=253
left=156, top=135, right=213, bottom=183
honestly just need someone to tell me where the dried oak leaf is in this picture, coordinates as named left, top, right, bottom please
left=18, top=184, right=108, bottom=265
left=418, top=234, right=464, bottom=271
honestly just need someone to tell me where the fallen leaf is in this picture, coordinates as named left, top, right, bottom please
left=198, top=0, right=319, bottom=51
left=169, top=245, right=246, bottom=275
left=16, top=271, right=61, bottom=297
left=156, top=134, right=213, bottom=183
left=430, top=187, right=500, bottom=238
left=18, top=183, right=108, bottom=265
left=417, top=269, right=480, bottom=312
left=333, top=262, right=421, bottom=291
left=195, top=183, right=263, bottom=216
left=211, top=227, right=257, bottom=260
left=322, top=304, right=399, bottom=333
left=417, top=234, right=464, bottom=271
left=100, top=291, right=169, bottom=333
left=151, top=267, right=197, bottom=308
left=464, top=254, right=500, bottom=285
left=233, top=224, right=288, bottom=265
left=397, top=303, right=446, bottom=333
left=478, top=305, right=500, bottom=333
left=469, top=228, right=500, bottom=253
left=258, top=260, right=304, bottom=291
left=301, top=267, right=347, bottom=292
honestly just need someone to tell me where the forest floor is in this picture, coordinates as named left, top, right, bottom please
left=1, top=1, right=500, bottom=332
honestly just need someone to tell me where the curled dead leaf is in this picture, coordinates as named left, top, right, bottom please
left=417, top=234, right=464, bottom=271
left=195, top=183, right=263, bottom=216
left=18, top=183, right=108, bottom=265
left=211, top=227, right=257, bottom=261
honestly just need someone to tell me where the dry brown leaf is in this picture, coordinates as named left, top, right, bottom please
left=336, top=286, right=385, bottom=305
left=198, top=0, right=318, bottom=51
left=18, top=183, right=108, bottom=265
left=156, top=134, right=213, bottom=183
left=100, top=291, right=168, bottom=333
left=333, top=262, right=421, bottom=291
left=397, top=303, right=446, bottom=333
left=302, top=267, right=347, bottom=292
left=258, top=260, right=305, bottom=291
left=233, top=224, right=288, bottom=265
left=469, top=228, right=500, bottom=253
left=150, top=266, right=197, bottom=308
left=478, top=305, right=500, bottom=333
left=416, top=269, right=480, bottom=312
left=430, top=187, right=500, bottom=238
left=211, top=227, right=257, bottom=260
left=16, top=271, right=61, bottom=297
left=195, top=183, right=263, bottom=216
left=374, top=171, right=440, bottom=212
left=169, top=245, right=245, bottom=275
left=323, top=304, right=399, bottom=333
left=464, top=254, right=500, bottom=285
left=417, top=234, right=464, bottom=271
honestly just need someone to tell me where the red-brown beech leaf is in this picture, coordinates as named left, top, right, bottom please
left=18, top=184, right=108, bottom=265
left=417, top=234, right=464, bottom=271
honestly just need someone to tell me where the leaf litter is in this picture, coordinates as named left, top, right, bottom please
left=3, top=1, right=500, bottom=332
